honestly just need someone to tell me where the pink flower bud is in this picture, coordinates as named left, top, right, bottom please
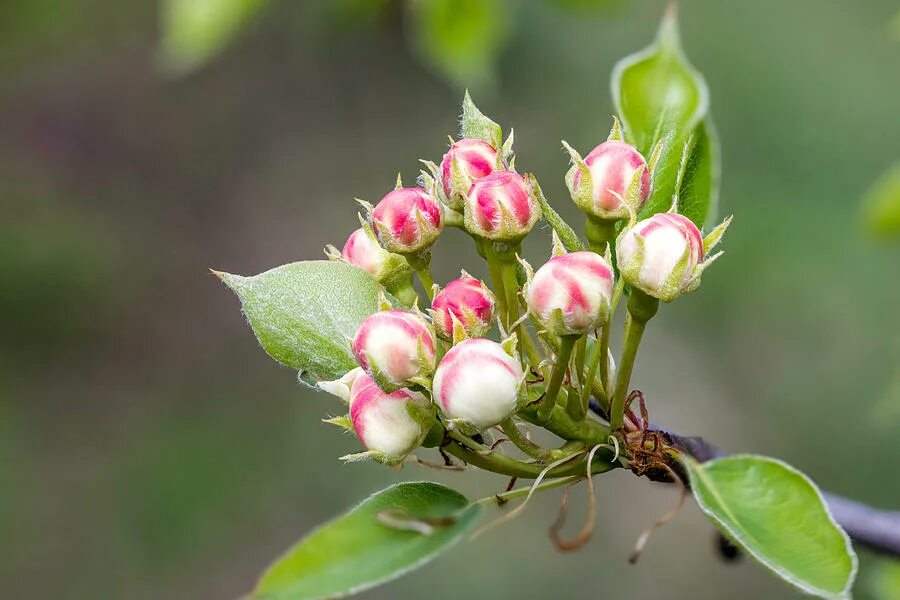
left=572, top=141, right=650, bottom=219
left=371, top=187, right=443, bottom=254
left=526, top=251, right=614, bottom=336
left=432, top=338, right=524, bottom=429
left=440, top=139, right=499, bottom=209
left=430, top=274, right=496, bottom=340
left=352, top=310, right=436, bottom=391
left=464, top=171, right=539, bottom=241
left=340, top=227, right=409, bottom=281
left=347, top=371, right=432, bottom=462
left=617, top=212, right=705, bottom=302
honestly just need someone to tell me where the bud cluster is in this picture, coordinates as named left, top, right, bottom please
left=315, top=94, right=731, bottom=468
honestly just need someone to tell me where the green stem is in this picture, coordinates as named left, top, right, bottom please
left=609, top=290, right=659, bottom=431
left=537, top=335, right=577, bottom=423
left=579, top=330, right=604, bottom=416
left=486, top=255, right=508, bottom=324
left=598, top=323, right=611, bottom=398
left=415, top=267, right=435, bottom=301
left=585, top=216, right=618, bottom=254
left=567, top=335, right=589, bottom=421
left=521, top=400, right=611, bottom=445
left=474, top=475, right=582, bottom=506
left=500, top=418, right=550, bottom=461
left=500, top=261, right=522, bottom=330
left=405, top=252, right=435, bottom=302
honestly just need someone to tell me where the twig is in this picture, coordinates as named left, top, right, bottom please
left=588, top=399, right=900, bottom=557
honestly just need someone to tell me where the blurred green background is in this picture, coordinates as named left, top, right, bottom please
left=2, top=0, right=899, bottom=598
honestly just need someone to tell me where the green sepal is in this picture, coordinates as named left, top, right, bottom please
left=703, top=215, right=733, bottom=254
left=550, top=230, right=567, bottom=257
left=322, top=414, right=353, bottom=432
left=607, top=116, right=624, bottom=141
left=501, top=128, right=515, bottom=164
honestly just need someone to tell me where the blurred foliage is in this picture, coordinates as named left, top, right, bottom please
left=407, top=0, right=512, bottom=89
left=868, top=559, right=900, bottom=600
left=860, top=163, right=900, bottom=240
left=158, top=0, right=272, bottom=74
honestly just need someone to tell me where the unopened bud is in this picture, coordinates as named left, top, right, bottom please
left=429, top=274, right=496, bottom=341
left=352, top=310, right=436, bottom=391
left=464, top=171, right=540, bottom=241
left=526, top=251, right=614, bottom=336
left=617, top=212, right=731, bottom=302
left=440, top=139, right=500, bottom=210
left=568, top=140, right=650, bottom=220
left=371, top=187, right=443, bottom=254
left=432, top=338, right=524, bottom=429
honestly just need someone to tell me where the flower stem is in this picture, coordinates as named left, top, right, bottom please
left=579, top=330, right=604, bottom=416
left=501, top=418, right=550, bottom=461
left=474, top=475, right=582, bottom=506
left=405, top=252, right=435, bottom=302
left=609, top=290, right=658, bottom=431
left=537, top=335, right=577, bottom=423
left=585, top=216, right=617, bottom=255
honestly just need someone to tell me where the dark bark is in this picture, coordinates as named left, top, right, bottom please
left=588, top=399, right=900, bottom=557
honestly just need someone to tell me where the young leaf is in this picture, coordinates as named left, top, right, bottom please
left=677, top=119, right=721, bottom=228
left=216, top=260, right=380, bottom=385
left=250, top=481, right=481, bottom=599
left=860, top=163, right=900, bottom=240
left=158, top=0, right=271, bottom=75
left=611, top=6, right=711, bottom=225
left=683, top=454, right=857, bottom=600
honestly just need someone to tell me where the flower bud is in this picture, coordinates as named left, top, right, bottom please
left=371, top=187, right=443, bottom=254
left=429, top=274, right=496, bottom=341
left=432, top=338, right=524, bottom=429
left=617, top=212, right=729, bottom=302
left=440, top=139, right=499, bottom=210
left=569, top=140, right=650, bottom=220
left=352, top=310, right=436, bottom=391
left=347, top=372, right=433, bottom=464
left=334, top=226, right=412, bottom=284
left=317, top=366, right=365, bottom=403
left=464, top=171, right=540, bottom=241
left=526, top=251, right=614, bottom=336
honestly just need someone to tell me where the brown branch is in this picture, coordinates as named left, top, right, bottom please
left=588, top=399, right=900, bottom=557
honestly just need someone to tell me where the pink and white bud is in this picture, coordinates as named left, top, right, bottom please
left=571, top=141, right=651, bottom=219
left=347, top=372, right=433, bottom=463
left=526, top=251, right=614, bottom=336
left=432, top=338, right=524, bottom=429
left=617, top=212, right=712, bottom=303
left=464, top=171, right=540, bottom=241
left=352, top=310, right=436, bottom=391
left=440, top=139, right=499, bottom=210
left=338, top=227, right=411, bottom=281
left=371, top=187, right=443, bottom=254
left=429, top=274, right=496, bottom=341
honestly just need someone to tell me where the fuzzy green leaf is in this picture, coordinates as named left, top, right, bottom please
left=158, top=0, right=270, bottom=75
left=250, top=482, right=481, bottom=599
left=860, top=163, right=900, bottom=240
left=677, top=119, right=720, bottom=228
left=684, top=454, right=857, bottom=599
left=611, top=7, right=711, bottom=225
left=216, top=260, right=379, bottom=385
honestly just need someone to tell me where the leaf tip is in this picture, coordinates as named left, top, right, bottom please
left=657, top=3, right=683, bottom=50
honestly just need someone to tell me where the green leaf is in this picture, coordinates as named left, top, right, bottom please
left=158, top=0, right=271, bottom=75
left=408, top=0, right=511, bottom=90
left=677, top=118, right=721, bottom=228
left=860, top=163, right=900, bottom=240
left=684, top=454, right=857, bottom=600
left=611, top=7, right=711, bottom=225
left=216, top=260, right=380, bottom=384
left=250, top=482, right=481, bottom=599
left=869, top=559, right=900, bottom=600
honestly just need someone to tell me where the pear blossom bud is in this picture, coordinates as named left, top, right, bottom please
left=429, top=274, right=496, bottom=340
left=347, top=371, right=433, bottom=463
left=617, top=212, right=707, bottom=303
left=464, top=171, right=540, bottom=241
left=371, top=187, right=443, bottom=254
left=571, top=141, right=650, bottom=219
left=352, top=310, right=436, bottom=391
left=433, top=338, right=524, bottom=429
left=339, top=227, right=412, bottom=282
left=440, top=139, right=499, bottom=209
left=526, top=251, right=614, bottom=336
